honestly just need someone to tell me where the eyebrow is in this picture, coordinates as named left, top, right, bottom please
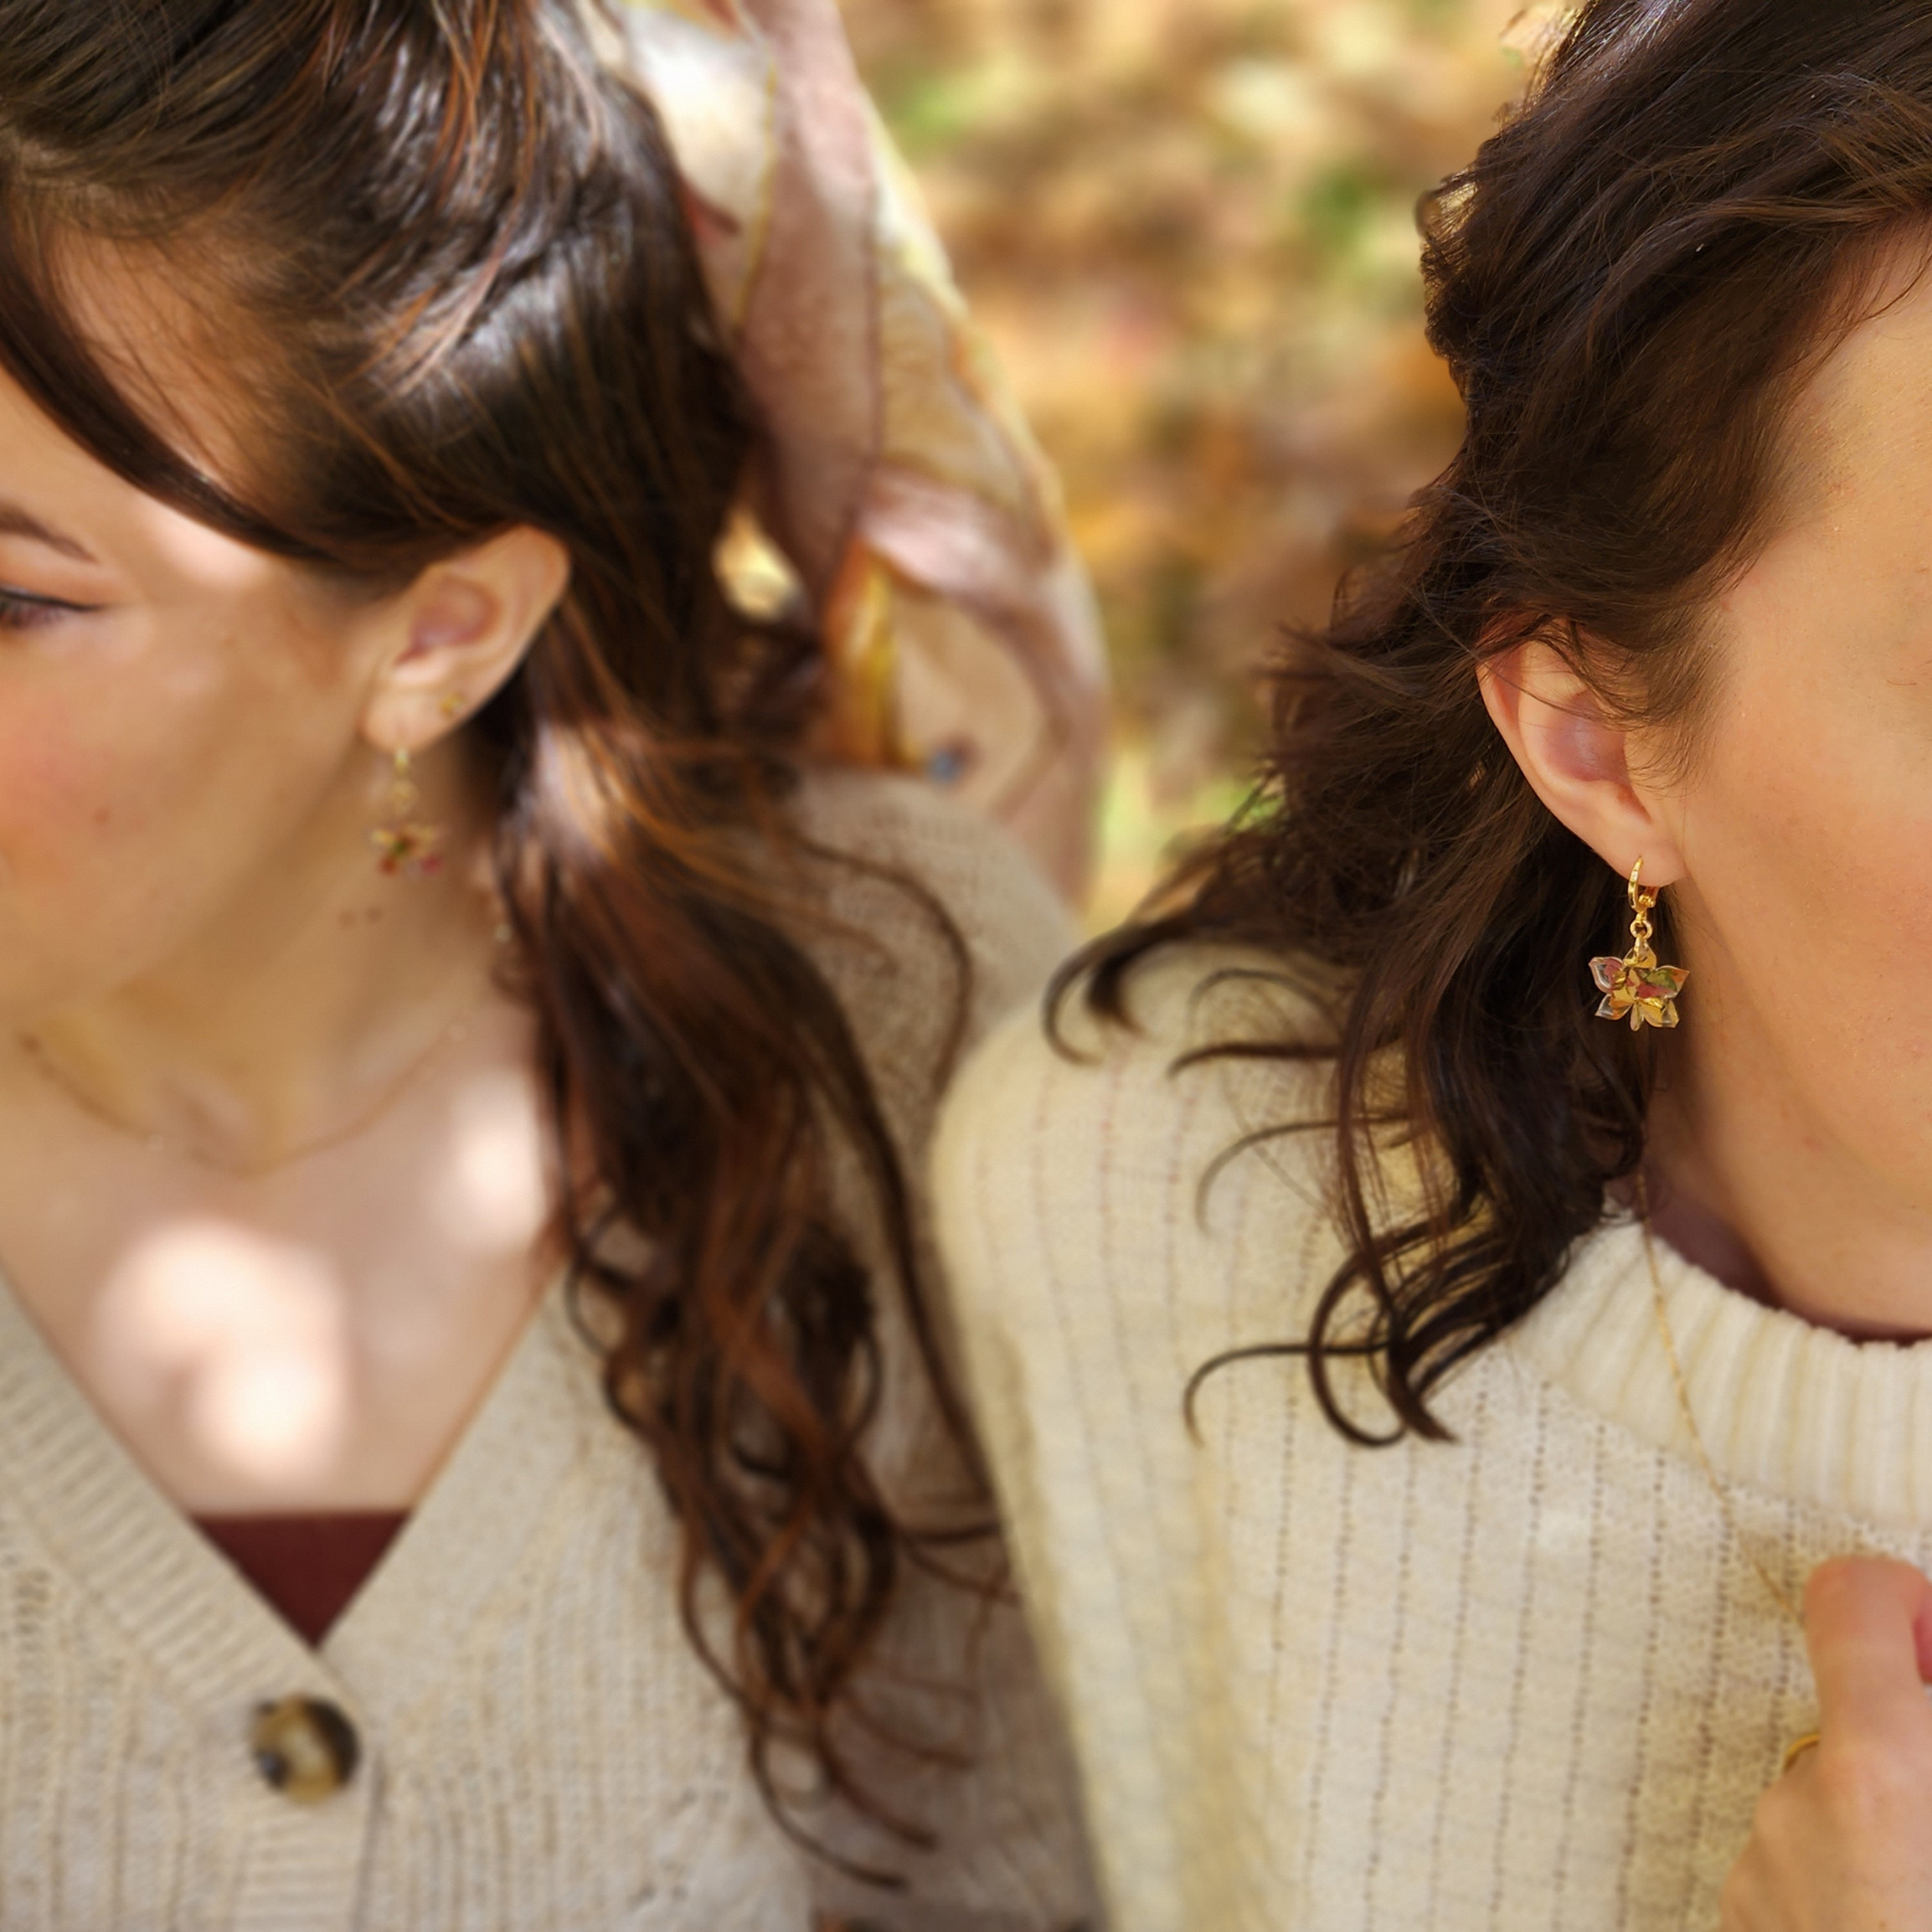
left=0, top=501, right=98, bottom=565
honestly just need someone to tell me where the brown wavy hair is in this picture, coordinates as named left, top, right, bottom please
left=0, top=0, right=981, bottom=1869
left=1074, top=0, right=1932, bottom=1444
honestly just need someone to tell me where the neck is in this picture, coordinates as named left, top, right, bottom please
left=1646, top=1007, right=1932, bottom=1347
left=18, top=737, right=508, bottom=1173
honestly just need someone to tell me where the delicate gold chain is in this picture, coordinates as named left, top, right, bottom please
left=17, top=997, right=483, bottom=1179
left=1635, top=1173, right=1805, bottom=1630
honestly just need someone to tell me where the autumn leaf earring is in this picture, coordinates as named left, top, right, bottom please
left=1589, top=857, right=1688, bottom=1030
left=369, top=747, right=445, bottom=878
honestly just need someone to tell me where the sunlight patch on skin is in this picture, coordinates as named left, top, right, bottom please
left=430, top=1066, right=549, bottom=1254
left=120, top=484, right=288, bottom=606
left=90, top=1219, right=350, bottom=1485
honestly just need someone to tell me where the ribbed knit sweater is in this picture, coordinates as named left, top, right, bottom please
left=932, top=948, right=1932, bottom=1932
left=0, top=770, right=1094, bottom=1932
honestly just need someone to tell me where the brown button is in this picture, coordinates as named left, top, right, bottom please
left=249, top=1697, right=359, bottom=1802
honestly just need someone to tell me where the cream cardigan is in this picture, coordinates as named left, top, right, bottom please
left=933, top=948, right=1932, bottom=1932
left=0, top=771, right=1094, bottom=1932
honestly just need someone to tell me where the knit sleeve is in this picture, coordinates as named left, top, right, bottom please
left=930, top=951, right=1333, bottom=1932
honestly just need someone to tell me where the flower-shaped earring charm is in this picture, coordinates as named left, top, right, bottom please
left=370, top=748, right=445, bottom=879
left=1589, top=858, right=1689, bottom=1031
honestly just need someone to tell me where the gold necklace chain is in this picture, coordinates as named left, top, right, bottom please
left=1634, top=1173, right=1805, bottom=1630
left=16, top=997, right=483, bottom=1180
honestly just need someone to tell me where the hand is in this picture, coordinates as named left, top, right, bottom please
left=1721, top=1557, right=1932, bottom=1931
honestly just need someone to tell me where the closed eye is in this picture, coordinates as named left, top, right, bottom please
left=0, top=587, right=99, bottom=632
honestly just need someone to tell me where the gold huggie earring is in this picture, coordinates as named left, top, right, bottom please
left=370, top=748, right=445, bottom=878
left=1589, top=858, right=1688, bottom=1030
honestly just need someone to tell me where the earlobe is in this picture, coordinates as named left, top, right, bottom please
left=1478, top=637, right=1687, bottom=887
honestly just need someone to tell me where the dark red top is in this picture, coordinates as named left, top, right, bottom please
left=197, top=1512, right=409, bottom=1647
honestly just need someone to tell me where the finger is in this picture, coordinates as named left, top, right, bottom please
left=1803, top=1557, right=1932, bottom=1743
left=1719, top=1851, right=1776, bottom=1932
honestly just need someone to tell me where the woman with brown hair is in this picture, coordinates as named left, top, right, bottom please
left=0, top=1, right=1094, bottom=1925
left=934, top=1, right=1932, bottom=1925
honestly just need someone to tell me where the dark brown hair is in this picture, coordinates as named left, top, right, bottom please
left=1075, top=0, right=1932, bottom=1444
left=0, top=0, right=978, bottom=1866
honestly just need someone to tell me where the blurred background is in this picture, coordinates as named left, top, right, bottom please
left=838, top=0, right=1540, bottom=924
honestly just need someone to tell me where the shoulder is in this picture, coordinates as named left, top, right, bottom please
left=785, top=764, right=1078, bottom=1055
left=929, top=944, right=1358, bottom=1923
left=932, top=940, right=1341, bottom=1373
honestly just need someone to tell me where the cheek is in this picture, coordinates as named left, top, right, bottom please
left=0, top=620, right=353, bottom=1004
left=0, top=700, right=207, bottom=874
left=1683, top=679, right=1932, bottom=1131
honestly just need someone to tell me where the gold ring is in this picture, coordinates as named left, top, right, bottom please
left=1781, top=1731, right=1822, bottom=1776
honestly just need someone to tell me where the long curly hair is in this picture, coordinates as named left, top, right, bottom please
left=1072, top=0, right=1932, bottom=1444
left=0, top=0, right=982, bottom=1867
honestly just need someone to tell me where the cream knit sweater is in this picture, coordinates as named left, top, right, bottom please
left=0, top=771, right=1094, bottom=1932
left=933, top=948, right=1932, bottom=1932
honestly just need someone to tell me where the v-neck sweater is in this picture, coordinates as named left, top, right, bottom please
left=932, top=947, right=1932, bottom=1932
left=0, top=769, right=1094, bottom=1932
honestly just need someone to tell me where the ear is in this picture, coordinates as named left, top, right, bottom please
left=1477, top=636, right=1687, bottom=887
left=359, top=526, right=571, bottom=754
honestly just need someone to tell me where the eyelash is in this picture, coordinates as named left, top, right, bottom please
left=0, top=589, right=90, bottom=632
